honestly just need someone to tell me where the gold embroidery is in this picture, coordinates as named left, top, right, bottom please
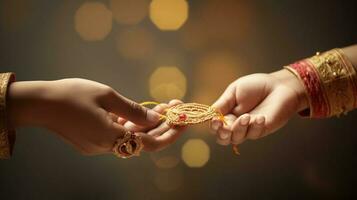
left=0, top=73, right=15, bottom=159
left=308, top=49, right=357, bottom=117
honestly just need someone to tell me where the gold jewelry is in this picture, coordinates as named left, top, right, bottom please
left=0, top=72, right=16, bottom=159
left=112, top=131, right=144, bottom=159
left=308, top=49, right=357, bottom=117
left=141, top=102, right=240, bottom=155
left=285, top=49, right=357, bottom=118
left=166, top=103, right=225, bottom=126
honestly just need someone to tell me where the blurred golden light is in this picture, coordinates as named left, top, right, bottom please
left=110, top=0, right=149, bottom=25
left=74, top=2, right=112, bottom=41
left=116, top=27, right=155, bottom=60
left=191, top=51, right=244, bottom=104
left=150, top=0, right=188, bottom=31
left=181, top=0, right=253, bottom=51
left=154, top=155, right=180, bottom=169
left=181, top=139, right=210, bottom=168
left=149, top=66, right=187, bottom=102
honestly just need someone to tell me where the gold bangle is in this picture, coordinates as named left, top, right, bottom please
left=112, top=131, right=144, bottom=159
left=307, top=49, right=357, bottom=117
left=0, top=72, right=16, bottom=159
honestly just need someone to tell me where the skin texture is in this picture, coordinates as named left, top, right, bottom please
left=210, top=69, right=308, bottom=145
left=210, top=44, right=357, bottom=146
left=7, top=78, right=185, bottom=155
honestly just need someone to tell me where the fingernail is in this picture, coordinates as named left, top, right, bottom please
left=211, top=121, right=221, bottom=131
left=256, top=116, right=265, bottom=124
left=240, top=115, right=249, bottom=125
left=147, top=110, right=161, bottom=122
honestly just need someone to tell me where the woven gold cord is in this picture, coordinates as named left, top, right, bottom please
left=141, top=102, right=240, bottom=155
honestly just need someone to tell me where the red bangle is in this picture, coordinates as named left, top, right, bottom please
left=287, top=60, right=329, bottom=118
left=285, top=49, right=357, bottom=118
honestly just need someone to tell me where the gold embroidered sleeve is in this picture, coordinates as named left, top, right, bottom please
left=0, top=72, right=16, bottom=159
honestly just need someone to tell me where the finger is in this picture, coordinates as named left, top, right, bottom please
left=147, top=122, right=170, bottom=137
left=249, top=90, right=299, bottom=137
left=124, top=103, right=169, bottom=131
left=124, top=99, right=183, bottom=132
left=100, top=91, right=161, bottom=127
left=95, top=120, right=128, bottom=154
left=212, top=83, right=237, bottom=115
left=168, top=99, right=184, bottom=106
left=246, top=115, right=265, bottom=140
left=108, top=112, right=119, bottom=122
left=216, top=114, right=236, bottom=146
left=117, top=117, right=127, bottom=125
left=139, top=126, right=186, bottom=152
left=209, top=119, right=223, bottom=134
left=231, top=114, right=250, bottom=144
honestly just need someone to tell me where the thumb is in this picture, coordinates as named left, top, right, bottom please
left=100, top=90, right=161, bottom=126
left=212, top=83, right=236, bottom=115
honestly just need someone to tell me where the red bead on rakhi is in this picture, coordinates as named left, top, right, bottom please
left=178, top=113, right=187, bottom=121
left=287, top=60, right=329, bottom=118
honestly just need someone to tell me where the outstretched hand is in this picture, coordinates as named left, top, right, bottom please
left=210, top=69, right=308, bottom=145
left=7, top=78, right=185, bottom=155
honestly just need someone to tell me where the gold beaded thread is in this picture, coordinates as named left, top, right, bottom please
left=141, top=102, right=240, bottom=155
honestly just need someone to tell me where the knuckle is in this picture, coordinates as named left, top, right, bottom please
left=101, top=86, right=115, bottom=97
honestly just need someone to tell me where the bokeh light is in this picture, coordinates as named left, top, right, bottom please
left=150, top=0, right=189, bottom=31
left=181, top=0, right=253, bottom=51
left=181, top=139, right=210, bottom=168
left=149, top=66, right=187, bottom=102
left=74, top=2, right=112, bottom=41
left=191, top=51, right=244, bottom=104
left=110, top=0, right=149, bottom=25
left=154, top=169, right=183, bottom=192
left=116, top=27, right=155, bottom=60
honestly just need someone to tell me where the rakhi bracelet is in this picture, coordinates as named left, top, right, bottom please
left=285, top=49, right=357, bottom=118
left=141, top=102, right=240, bottom=155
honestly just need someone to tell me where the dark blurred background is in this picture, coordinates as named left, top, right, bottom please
left=1, top=0, right=357, bottom=199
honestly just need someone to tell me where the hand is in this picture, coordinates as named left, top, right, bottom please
left=210, top=69, right=308, bottom=145
left=120, top=99, right=186, bottom=152
left=7, top=78, right=183, bottom=155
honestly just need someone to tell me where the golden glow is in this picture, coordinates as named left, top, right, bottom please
left=110, top=0, right=149, bottom=25
left=116, top=27, right=155, bottom=60
left=150, top=0, right=188, bottom=30
left=154, top=169, right=183, bottom=191
left=192, top=51, right=243, bottom=104
left=181, top=139, right=210, bottom=168
left=149, top=66, right=187, bottom=102
left=181, top=0, right=253, bottom=51
left=74, top=2, right=112, bottom=41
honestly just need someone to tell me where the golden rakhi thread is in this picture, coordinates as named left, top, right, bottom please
left=141, top=102, right=239, bottom=155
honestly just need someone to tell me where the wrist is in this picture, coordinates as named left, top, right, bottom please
left=270, top=69, right=309, bottom=112
left=7, top=81, right=54, bottom=128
